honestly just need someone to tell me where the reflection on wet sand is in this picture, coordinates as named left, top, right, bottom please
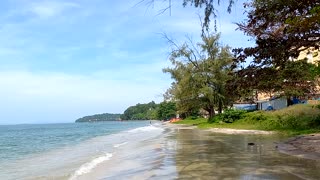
left=172, top=129, right=320, bottom=180
left=77, top=126, right=320, bottom=180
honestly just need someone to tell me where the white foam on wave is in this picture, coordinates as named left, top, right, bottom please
left=127, top=125, right=163, bottom=133
left=113, top=142, right=128, bottom=148
left=69, top=153, right=113, bottom=180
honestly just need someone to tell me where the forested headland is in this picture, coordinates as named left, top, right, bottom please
left=75, top=113, right=122, bottom=122
left=75, top=101, right=177, bottom=122
left=120, top=101, right=176, bottom=120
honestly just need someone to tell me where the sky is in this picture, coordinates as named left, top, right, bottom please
left=0, top=0, right=254, bottom=124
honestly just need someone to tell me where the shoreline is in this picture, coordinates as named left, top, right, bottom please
left=205, top=128, right=274, bottom=135
left=163, top=122, right=274, bottom=134
left=165, top=122, right=320, bottom=161
left=277, top=133, right=320, bottom=160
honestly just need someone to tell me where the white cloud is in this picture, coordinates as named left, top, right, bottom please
left=29, top=1, right=80, bottom=18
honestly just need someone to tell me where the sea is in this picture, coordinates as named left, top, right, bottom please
left=0, top=121, right=174, bottom=180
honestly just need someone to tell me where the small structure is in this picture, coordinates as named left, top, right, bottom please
left=233, top=104, right=257, bottom=111
left=257, top=97, right=287, bottom=111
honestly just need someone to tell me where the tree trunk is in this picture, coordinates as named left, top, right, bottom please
left=208, top=107, right=215, bottom=119
left=218, top=101, right=223, bottom=114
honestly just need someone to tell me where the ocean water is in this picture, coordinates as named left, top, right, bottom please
left=0, top=121, right=166, bottom=180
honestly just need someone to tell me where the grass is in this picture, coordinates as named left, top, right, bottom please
left=174, top=104, right=320, bottom=135
left=174, top=117, right=207, bottom=126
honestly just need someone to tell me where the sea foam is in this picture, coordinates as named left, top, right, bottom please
left=69, top=153, right=113, bottom=180
left=113, top=142, right=128, bottom=148
left=127, top=125, right=162, bottom=133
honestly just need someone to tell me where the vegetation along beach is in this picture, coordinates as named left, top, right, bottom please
left=0, top=0, right=320, bottom=179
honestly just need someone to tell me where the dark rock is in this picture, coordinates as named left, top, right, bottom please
left=248, top=143, right=255, bottom=146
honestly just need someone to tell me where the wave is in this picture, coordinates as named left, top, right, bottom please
left=113, top=142, right=128, bottom=148
left=69, top=153, right=113, bottom=180
left=68, top=124, right=163, bottom=179
left=127, top=125, right=163, bottom=133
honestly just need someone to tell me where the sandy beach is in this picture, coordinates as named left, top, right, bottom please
left=163, top=122, right=274, bottom=134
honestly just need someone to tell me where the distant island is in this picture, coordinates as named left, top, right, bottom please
left=75, top=113, right=122, bottom=122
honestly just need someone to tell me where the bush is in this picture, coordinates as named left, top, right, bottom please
left=315, top=104, right=320, bottom=109
left=243, top=111, right=269, bottom=121
left=208, top=115, right=221, bottom=123
left=258, top=104, right=320, bottom=130
left=208, top=109, right=247, bottom=123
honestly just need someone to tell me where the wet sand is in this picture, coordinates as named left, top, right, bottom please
left=167, top=126, right=320, bottom=179
left=77, top=123, right=320, bottom=179
left=277, top=133, right=320, bottom=160
left=164, top=122, right=274, bottom=134
left=166, top=122, right=320, bottom=161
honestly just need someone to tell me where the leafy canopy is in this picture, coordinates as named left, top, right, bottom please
left=164, top=33, right=234, bottom=118
left=231, top=0, right=320, bottom=98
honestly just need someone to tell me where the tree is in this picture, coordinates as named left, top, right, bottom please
left=235, top=0, right=319, bottom=67
left=75, top=113, right=122, bottom=122
left=182, top=0, right=235, bottom=31
left=157, top=101, right=177, bottom=120
left=141, top=0, right=235, bottom=32
left=164, top=33, right=234, bottom=118
left=121, top=101, right=159, bottom=120
left=228, top=61, right=318, bottom=101
left=231, top=0, right=320, bottom=98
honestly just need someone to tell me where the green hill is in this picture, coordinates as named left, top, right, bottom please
left=75, top=113, right=122, bottom=122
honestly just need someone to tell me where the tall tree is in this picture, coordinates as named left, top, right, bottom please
left=231, top=0, right=320, bottom=98
left=164, top=33, right=234, bottom=118
left=228, top=61, right=318, bottom=101
left=235, top=0, right=320, bottom=67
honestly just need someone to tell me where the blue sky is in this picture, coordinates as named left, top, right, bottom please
left=0, top=0, right=253, bottom=124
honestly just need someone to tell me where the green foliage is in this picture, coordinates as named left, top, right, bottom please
left=164, top=33, right=235, bottom=118
left=174, top=117, right=207, bottom=125
left=75, top=113, right=122, bottom=122
left=178, top=105, right=320, bottom=134
left=239, top=105, right=320, bottom=132
left=120, top=101, right=159, bottom=120
left=230, top=60, right=318, bottom=101
left=242, top=111, right=269, bottom=121
left=208, top=109, right=247, bottom=123
left=182, top=0, right=235, bottom=32
left=232, top=0, right=320, bottom=100
left=237, top=0, right=320, bottom=64
left=258, top=105, right=320, bottom=131
left=157, top=101, right=177, bottom=120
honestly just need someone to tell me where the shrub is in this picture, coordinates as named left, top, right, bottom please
left=315, top=104, right=320, bottom=109
left=243, top=111, right=269, bottom=121
left=259, top=104, right=320, bottom=130
left=208, top=109, right=247, bottom=123
left=208, top=114, right=221, bottom=123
